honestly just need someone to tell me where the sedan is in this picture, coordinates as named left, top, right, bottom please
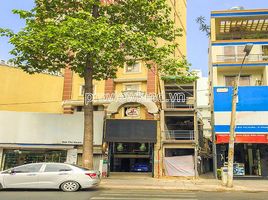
left=130, top=163, right=151, bottom=172
left=0, top=162, right=101, bottom=192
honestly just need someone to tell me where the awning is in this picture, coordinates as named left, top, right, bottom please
left=105, top=119, right=157, bottom=143
left=216, top=134, right=268, bottom=144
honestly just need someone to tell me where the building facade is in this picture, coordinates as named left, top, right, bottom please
left=209, top=8, right=268, bottom=177
left=0, top=0, right=196, bottom=177
left=0, top=61, right=104, bottom=170
left=61, top=0, right=189, bottom=177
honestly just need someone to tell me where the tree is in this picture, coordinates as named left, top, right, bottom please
left=196, top=16, right=210, bottom=37
left=1, top=0, right=193, bottom=169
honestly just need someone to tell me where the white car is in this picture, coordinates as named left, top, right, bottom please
left=0, top=163, right=101, bottom=192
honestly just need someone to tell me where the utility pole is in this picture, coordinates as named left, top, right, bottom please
left=227, top=43, right=253, bottom=187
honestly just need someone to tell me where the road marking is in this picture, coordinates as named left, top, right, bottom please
left=101, top=191, right=196, bottom=195
left=91, top=198, right=198, bottom=200
left=98, top=194, right=197, bottom=197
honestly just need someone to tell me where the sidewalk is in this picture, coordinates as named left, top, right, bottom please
left=99, top=173, right=268, bottom=192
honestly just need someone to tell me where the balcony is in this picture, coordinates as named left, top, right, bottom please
left=216, top=32, right=268, bottom=41
left=164, top=130, right=195, bottom=141
left=164, top=85, right=195, bottom=110
left=165, top=97, right=194, bottom=109
left=216, top=54, right=268, bottom=63
left=215, top=17, right=268, bottom=41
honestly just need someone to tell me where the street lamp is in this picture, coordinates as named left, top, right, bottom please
left=226, top=43, right=253, bottom=187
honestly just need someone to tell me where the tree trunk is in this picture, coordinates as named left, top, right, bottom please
left=82, top=63, right=94, bottom=169
left=82, top=0, right=99, bottom=170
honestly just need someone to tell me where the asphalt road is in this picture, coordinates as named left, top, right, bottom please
left=0, top=188, right=267, bottom=200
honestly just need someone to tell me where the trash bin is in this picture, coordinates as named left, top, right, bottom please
left=221, top=167, right=228, bottom=186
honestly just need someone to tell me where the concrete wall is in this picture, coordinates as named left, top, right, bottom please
left=0, top=64, right=64, bottom=113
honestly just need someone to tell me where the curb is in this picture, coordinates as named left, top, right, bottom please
left=99, top=184, right=268, bottom=192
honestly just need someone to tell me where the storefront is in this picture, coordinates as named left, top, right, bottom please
left=104, top=119, right=157, bottom=175
left=0, top=111, right=105, bottom=170
left=1, top=149, right=67, bottom=170
left=216, top=143, right=268, bottom=177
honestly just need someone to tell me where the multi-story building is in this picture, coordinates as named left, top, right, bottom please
left=209, top=8, right=268, bottom=177
left=61, top=0, right=189, bottom=177
left=0, top=0, right=198, bottom=178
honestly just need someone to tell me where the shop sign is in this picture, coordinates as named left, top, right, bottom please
left=217, top=88, right=228, bottom=93
left=216, top=134, right=268, bottom=143
left=125, top=107, right=140, bottom=117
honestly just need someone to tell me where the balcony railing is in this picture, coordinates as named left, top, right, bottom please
left=165, top=97, right=194, bottom=109
left=164, top=130, right=195, bottom=140
left=216, top=54, right=268, bottom=62
left=216, top=32, right=268, bottom=41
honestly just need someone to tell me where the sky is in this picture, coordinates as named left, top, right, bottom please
left=0, top=0, right=267, bottom=76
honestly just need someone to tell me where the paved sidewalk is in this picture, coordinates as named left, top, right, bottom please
left=99, top=173, right=268, bottom=192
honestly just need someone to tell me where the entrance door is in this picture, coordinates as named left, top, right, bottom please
left=109, top=143, right=153, bottom=174
left=3, top=163, right=42, bottom=188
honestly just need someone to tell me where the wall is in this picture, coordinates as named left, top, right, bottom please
left=0, top=65, right=64, bottom=113
left=214, top=86, right=268, bottom=134
left=0, top=111, right=105, bottom=145
left=216, top=67, right=265, bottom=86
left=71, top=73, right=106, bottom=101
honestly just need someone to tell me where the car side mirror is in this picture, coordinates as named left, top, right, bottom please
left=9, top=169, right=15, bottom=174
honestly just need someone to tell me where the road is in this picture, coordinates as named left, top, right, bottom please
left=0, top=188, right=267, bottom=200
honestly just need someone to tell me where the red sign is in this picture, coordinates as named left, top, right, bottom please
left=216, top=134, right=268, bottom=144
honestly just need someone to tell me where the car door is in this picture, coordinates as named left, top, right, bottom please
left=38, top=163, right=73, bottom=188
left=3, top=163, right=43, bottom=188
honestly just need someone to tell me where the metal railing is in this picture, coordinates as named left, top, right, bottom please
left=164, top=130, right=195, bottom=140
left=216, top=54, right=268, bottom=62
left=165, top=97, right=194, bottom=109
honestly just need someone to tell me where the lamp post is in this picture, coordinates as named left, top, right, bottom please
left=227, top=43, right=253, bottom=187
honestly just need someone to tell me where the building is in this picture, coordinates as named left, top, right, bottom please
left=195, top=70, right=211, bottom=139
left=209, top=8, right=268, bottom=177
left=0, top=60, right=63, bottom=113
left=0, top=0, right=191, bottom=177
left=61, top=0, right=188, bottom=177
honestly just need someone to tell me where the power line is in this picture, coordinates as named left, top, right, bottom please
left=0, top=100, right=62, bottom=106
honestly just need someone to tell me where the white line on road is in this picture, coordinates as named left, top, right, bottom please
left=90, top=198, right=198, bottom=200
left=98, top=194, right=197, bottom=197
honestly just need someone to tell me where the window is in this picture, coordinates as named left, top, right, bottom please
left=263, top=45, right=268, bottom=61
left=225, top=75, right=250, bottom=86
left=80, top=85, right=96, bottom=96
left=125, top=62, right=141, bottom=73
left=124, top=84, right=140, bottom=91
left=13, top=164, right=43, bottom=173
left=44, top=164, right=72, bottom=172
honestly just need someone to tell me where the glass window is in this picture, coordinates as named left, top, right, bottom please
left=125, top=62, right=140, bottom=73
left=3, top=150, right=67, bottom=170
left=13, top=164, right=43, bottom=173
left=44, top=164, right=72, bottom=172
left=225, top=75, right=250, bottom=86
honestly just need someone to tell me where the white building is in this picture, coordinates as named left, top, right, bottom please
left=194, top=70, right=211, bottom=139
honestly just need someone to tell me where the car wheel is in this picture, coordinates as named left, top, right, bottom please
left=0, top=183, right=3, bottom=190
left=60, top=181, right=80, bottom=192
